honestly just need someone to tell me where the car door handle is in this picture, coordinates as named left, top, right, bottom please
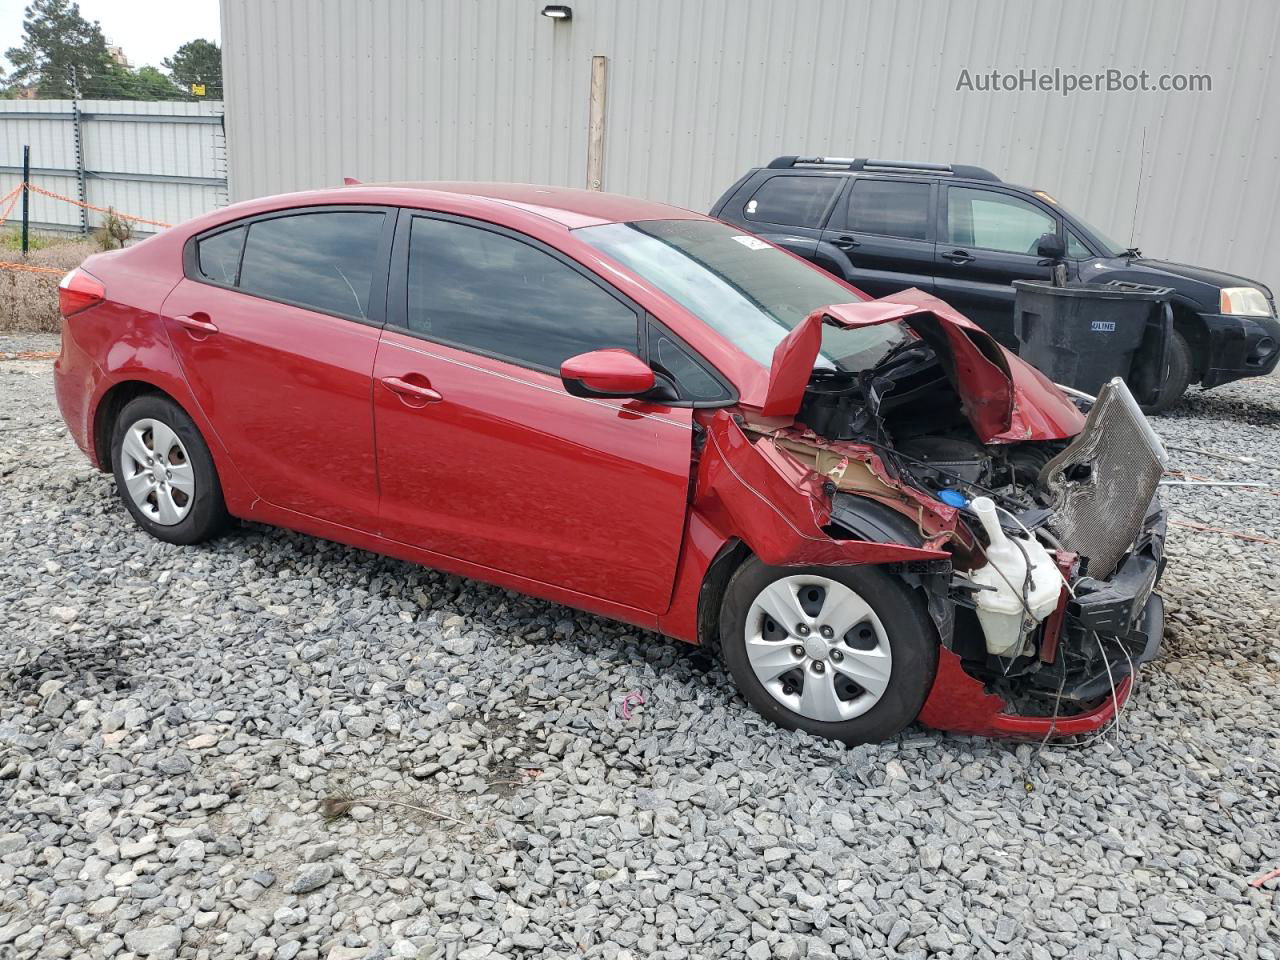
left=831, top=235, right=860, bottom=250
left=942, top=249, right=975, bottom=264
left=174, top=313, right=218, bottom=335
left=381, top=375, right=443, bottom=403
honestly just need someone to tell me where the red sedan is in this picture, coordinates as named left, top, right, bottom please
left=53, top=183, right=1168, bottom=745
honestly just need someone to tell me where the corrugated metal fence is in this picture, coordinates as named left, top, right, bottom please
left=0, top=99, right=227, bottom=234
left=222, top=0, right=1280, bottom=290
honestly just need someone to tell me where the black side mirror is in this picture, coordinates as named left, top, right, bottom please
left=1036, top=232, right=1066, bottom=262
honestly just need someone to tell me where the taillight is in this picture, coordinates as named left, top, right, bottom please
left=58, top=269, right=106, bottom=317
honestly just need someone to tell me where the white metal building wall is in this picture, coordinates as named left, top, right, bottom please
left=0, top=99, right=227, bottom=233
left=223, top=0, right=1280, bottom=288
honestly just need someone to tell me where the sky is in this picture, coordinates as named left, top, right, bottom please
left=1, top=0, right=221, bottom=73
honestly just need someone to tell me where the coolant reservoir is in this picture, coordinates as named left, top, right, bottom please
left=968, top=497, right=1062, bottom=657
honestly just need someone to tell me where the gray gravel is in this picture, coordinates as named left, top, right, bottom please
left=1, top=333, right=1278, bottom=960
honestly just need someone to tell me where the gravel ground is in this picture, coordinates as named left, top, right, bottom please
left=1, top=333, right=1277, bottom=960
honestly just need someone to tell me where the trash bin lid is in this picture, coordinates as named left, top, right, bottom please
left=1012, top=280, right=1172, bottom=301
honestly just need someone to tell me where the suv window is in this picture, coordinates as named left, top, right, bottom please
left=238, top=211, right=385, bottom=318
left=197, top=226, right=244, bottom=285
left=843, top=179, right=931, bottom=240
left=406, top=216, right=639, bottom=372
left=744, top=175, right=841, bottom=228
left=1066, top=229, right=1093, bottom=258
left=947, top=187, right=1056, bottom=255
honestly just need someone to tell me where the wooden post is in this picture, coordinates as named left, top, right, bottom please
left=586, top=55, right=607, bottom=191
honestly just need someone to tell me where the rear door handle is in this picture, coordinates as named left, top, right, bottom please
left=175, top=314, right=218, bottom=335
left=381, top=375, right=443, bottom=403
left=942, top=249, right=975, bottom=264
left=832, top=235, right=860, bottom=251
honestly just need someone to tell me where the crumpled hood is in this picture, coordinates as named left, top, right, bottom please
left=761, top=288, right=1085, bottom=443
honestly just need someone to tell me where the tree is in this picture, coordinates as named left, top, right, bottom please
left=126, top=65, right=183, bottom=101
left=3, top=0, right=130, bottom=98
left=163, top=39, right=222, bottom=98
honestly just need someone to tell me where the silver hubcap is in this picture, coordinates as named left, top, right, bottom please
left=120, top=418, right=194, bottom=525
left=745, top=575, right=892, bottom=723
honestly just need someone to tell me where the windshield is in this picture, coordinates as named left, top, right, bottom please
left=577, top=219, right=907, bottom=372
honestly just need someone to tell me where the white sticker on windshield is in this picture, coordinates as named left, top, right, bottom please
left=731, top=235, right=771, bottom=251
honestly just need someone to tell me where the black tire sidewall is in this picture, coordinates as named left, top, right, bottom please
left=1146, top=330, right=1192, bottom=414
left=720, top=558, right=938, bottom=745
left=111, top=395, right=229, bottom=545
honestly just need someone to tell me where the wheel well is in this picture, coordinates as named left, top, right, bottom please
left=695, top=539, right=752, bottom=653
left=1170, top=303, right=1207, bottom=384
left=93, top=381, right=174, bottom=471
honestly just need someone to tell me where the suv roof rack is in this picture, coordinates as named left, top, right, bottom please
left=766, top=156, right=1001, bottom=182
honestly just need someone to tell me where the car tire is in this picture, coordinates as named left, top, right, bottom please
left=111, top=394, right=231, bottom=545
left=1144, top=329, right=1192, bottom=415
left=719, top=557, right=938, bottom=745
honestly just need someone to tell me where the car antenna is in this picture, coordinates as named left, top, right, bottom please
left=343, top=176, right=362, bottom=185
left=1126, top=127, right=1146, bottom=260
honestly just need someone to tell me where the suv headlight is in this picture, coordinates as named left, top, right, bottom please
left=1220, top=287, right=1274, bottom=317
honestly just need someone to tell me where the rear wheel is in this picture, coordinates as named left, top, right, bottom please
left=1144, top=329, right=1192, bottom=414
left=719, top=558, right=937, bottom=745
left=111, top=394, right=230, bottom=545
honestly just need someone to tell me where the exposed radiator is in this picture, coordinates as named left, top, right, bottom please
left=1038, top=378, right=1168, bottom=579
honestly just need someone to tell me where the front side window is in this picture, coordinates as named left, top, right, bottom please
left=237, top=211, right=385, bottom=318
left=1066, top=230, right=1093, bottom=259
left=843, top=179, right=931, bottom=240
left=405, top=217, right=639, bottom=371
left=578, top=218, right=906, bottom=373
left=947, top=187, right=1056, bottom=255
left=744, top=176, right=841, bottom=228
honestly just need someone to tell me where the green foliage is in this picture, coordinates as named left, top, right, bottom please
left=3, top=0, right=125, bottom=98
left=163, top=39, right=222, bottom=98
left=124, top=65, right=183, bottom=101
left=2, top=2, right=213, bottom=100
left=94, top=208, right=133, bottom=250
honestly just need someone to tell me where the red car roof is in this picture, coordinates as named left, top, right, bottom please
left=369, top=181, right=704, bottom=228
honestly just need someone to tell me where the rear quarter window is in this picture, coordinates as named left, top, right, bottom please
left=744, top=175, right=841, bottom=229
left=197, top=226, right=245, bottom=285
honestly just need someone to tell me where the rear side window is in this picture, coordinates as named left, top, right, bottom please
left=844, top=180, right=931, bottom=240
left=745, top=176, right=841, bottom=228
left=197, top=226, right=244, bottom=285
left=238, top=211, right=385, bottom=319
left=405, top=217, right=639, bottom=371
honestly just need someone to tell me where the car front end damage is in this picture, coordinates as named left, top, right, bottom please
left=694, top=290, right=1169, bottom=738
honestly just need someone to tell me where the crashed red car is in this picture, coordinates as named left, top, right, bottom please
left=52, top=183, right=1168, bottom=745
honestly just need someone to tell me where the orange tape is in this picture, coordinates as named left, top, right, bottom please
left=0, top=185, right=23, bottom=231
left=23, top=183, right=171, bottom=228
left=0, top=260, right=65, bottom=276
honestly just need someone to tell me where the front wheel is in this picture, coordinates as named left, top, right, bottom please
left=719, top=558, right=938, bottom=745
left=1143, top=329, right=1192, bottom=415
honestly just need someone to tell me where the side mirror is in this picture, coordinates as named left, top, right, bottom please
left=560, top=348, right=656, bottom=399
left=1036, top=232, right=1066, bottom=261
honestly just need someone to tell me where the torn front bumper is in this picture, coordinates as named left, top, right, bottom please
left=918, top=501, right=1168, bottom=739
left=1199, top=312, right=1280, bottom=388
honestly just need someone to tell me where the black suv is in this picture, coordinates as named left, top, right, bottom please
left=712, top=157, right=1280, bottom=406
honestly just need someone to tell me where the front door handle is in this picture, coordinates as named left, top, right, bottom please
left=942, top=249, right=975, bottom=264
left=175, top=313, right=218, bottom=336
left=381, top=375, right=443, bottom=404
left=832, top=235, right=860, bottom=251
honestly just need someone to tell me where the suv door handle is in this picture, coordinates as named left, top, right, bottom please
left=175, top=313, right=218, bottom=335
left=942, top=249, right=975, bottom=264
left=381, top=375, right=443, bottom=404
left=831, top=235, right=860, bottom=251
